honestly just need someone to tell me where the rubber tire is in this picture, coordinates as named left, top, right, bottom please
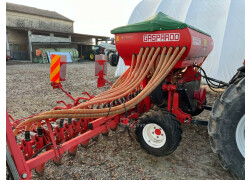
left=108, top=52, right=118, bottom=66
left=6, top=162, right=14, bottom=180
left=136, top=109, right=182, bottom=156
left=208, top=78, right=245, bottom=180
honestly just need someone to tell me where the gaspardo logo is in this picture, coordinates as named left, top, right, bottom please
left=143, top=33, right=180, bottom=42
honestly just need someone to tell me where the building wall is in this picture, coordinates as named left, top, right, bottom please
left=71, top=36, right=93, bottom=45
left=7, top=28, right=29, bottom=60
left=7, top=29, right=28, bottom=44
left=31, top=34, right=71, bottom=43
left=6, top=11, right=73, bottom=33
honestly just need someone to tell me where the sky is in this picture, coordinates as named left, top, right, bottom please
left=6, top=0, right=142, bottom=37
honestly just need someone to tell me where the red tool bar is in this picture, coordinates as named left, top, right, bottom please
left=27, top=119, right=117, bottom=170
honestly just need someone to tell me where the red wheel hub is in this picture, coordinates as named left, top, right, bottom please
left=155, top=129, right=161, bottom=135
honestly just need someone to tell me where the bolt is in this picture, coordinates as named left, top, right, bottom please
left=22, top=173, right=28, bottom=179
left=148, top=140, right=150, bottom=142
left=184, top=119, right=189, bottom=124
left=157, top=136, right=159, bottom=138
left=57, top=156, right=60, bottom=158
left=152, top=132, right=154, bottom=134
left=55, top=147, right=58, bottom=149
left=154, top=127, right=156, bottom=129
left=161, top=134, right=163, bottom=136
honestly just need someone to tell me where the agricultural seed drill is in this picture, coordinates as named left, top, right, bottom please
left=7, top=12, right=216, bottom=179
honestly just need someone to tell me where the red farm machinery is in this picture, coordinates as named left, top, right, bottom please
left=6, top=12, right=245, bottom=180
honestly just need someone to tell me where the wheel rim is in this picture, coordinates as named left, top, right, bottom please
left=90, top=53, right=94, bottom=59
left=236, top=114, right=245, bottom=158
left=142, top=123, right=166, bottom=148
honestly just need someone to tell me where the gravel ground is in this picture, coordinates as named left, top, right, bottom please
left=6, top=61, right=234, bottom=180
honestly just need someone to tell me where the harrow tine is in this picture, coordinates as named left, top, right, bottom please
left=91, top=134, right=100, bottom=142
left=110, top=126, right=117, bottom=131
left=68, top=145, right=78, bottom=157
left=34, top=164, right=45, bottom=176
left=53, top=157, right=63, bottom=166
left=101, top=131, right=109, bottom=136
left=80, top=139, right=89, bottom=148
left=101, top=124, right=110, bottom=136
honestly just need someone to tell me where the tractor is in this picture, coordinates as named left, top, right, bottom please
left=209, top=65, right=245, bottom=180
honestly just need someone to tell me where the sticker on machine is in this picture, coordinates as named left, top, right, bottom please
left=192, top=37, right=201, bottom=45
left=143, top=33, right=180, bottom=42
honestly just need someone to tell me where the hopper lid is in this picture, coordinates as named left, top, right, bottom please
left=111, top=12, right=210, bottom=36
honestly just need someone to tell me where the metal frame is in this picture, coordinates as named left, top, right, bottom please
left=6, top=64, right=207, bottom=179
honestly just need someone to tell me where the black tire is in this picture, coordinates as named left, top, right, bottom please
left=108, top=52, right=118, bottom=66
left=6, top=162, right=14, bottom=180
left=135, top=109, right=182, bottom=156
left=208, top=78, right=245, bottom=180
left=107, top=52, right=113, bottom=64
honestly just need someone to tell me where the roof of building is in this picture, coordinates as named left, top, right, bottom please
left=6, top=2, right=74, bottom=22
left=7, top=26, right=112, bottom=40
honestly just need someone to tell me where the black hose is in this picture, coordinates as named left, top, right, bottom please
left=193, top=65, right=229, bottom=92
left=29, top=142, right=53, bottom=159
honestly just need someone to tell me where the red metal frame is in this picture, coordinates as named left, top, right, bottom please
left=95, top=59, right=112, bottom=88
left=7, top=72, right=200, bottom=177
left=6, top=108, right=139, bottom=179
left=6, top=111, right=32, bottom=179
left=51, top=82, right=95, bottom=108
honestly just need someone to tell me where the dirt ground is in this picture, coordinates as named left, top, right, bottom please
left=6, top=61, right=234, bottom=180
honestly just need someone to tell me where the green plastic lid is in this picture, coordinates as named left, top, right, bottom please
left=111, top=12, right=210, bottom=36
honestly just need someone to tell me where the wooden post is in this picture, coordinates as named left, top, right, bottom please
left=95, top=38, right=98, bottom=45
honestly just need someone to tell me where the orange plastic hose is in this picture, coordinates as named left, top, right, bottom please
left=14, top=47, right=186, bottom=135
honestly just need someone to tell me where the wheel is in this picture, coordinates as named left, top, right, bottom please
left=6, top=162, right=14, bottom=180
left=108, top=52, right=118, bottom=66
left=135, top=109, right=182, bottom=156
left=107, top=52, right=113, bottom=62
left=208, top=78, right=245, bottom=180
left=89, top=52, right=95, bottom=61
